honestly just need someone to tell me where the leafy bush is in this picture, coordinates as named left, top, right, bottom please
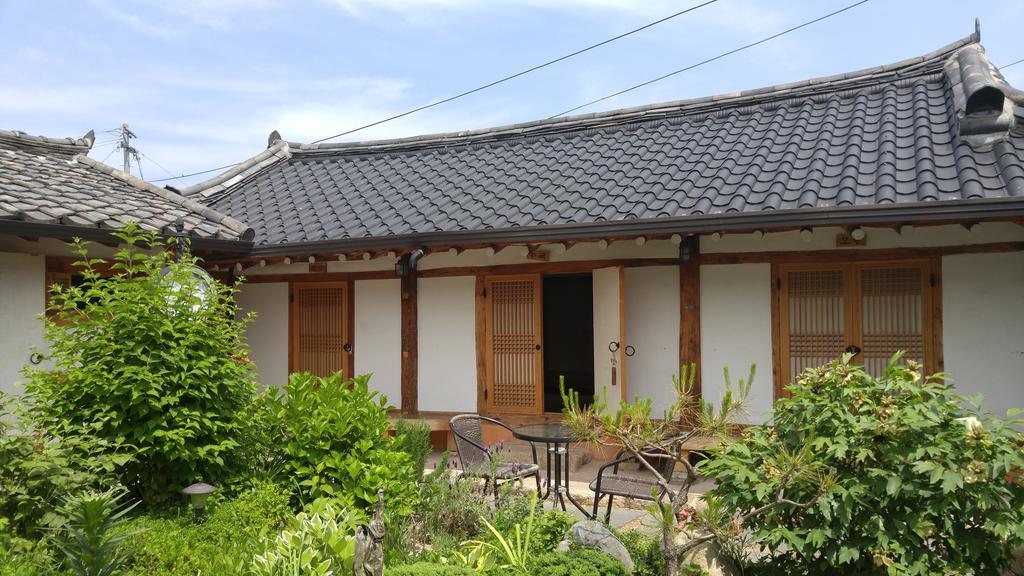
left=0, top=518, right=57, bottom=576
left=0, top=393, right=129, bottom=537
left=528, top=548, right=630, bottom=576
left=53, top=490, right=139, bottom=576
left=120, top=482, right=291, bottom=576
left=489, top=491, right=574, bottom=554
left=416, top=453, right=488, bottom=541
left=617, top=530, right=667, bottom=576
left=261, top=371, right=417, bottom=515
left=250, top=500, right=359, bottom=576
left=387, top=563, right=480, bottom=575
left=394, top=419, right=433, bottom=480
left=24, top=226, right=256, bottom=503
left=703, top=355, right=1024, bottom=575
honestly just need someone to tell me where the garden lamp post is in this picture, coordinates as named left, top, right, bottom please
left=181, top=482, right=216, bottom=523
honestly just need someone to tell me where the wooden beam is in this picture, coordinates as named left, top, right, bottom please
left=400, top=268, right=419, bottom=416
left=931, top=258, right=944, bottom=373
left=678, top=236, right=701, bottom=398
left=239, top=270, right=396, bottom=284
left=418, top=257, right=679, bottom=278
left=701, top=242, right=1024, bottom=265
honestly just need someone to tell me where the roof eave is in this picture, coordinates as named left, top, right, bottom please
left=0, top=219, right=255, bottom=253
left=246, top=196, right=1024, bottom=257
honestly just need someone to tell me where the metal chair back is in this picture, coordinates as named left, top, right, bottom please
left=449, top=414, right=489, bottom=471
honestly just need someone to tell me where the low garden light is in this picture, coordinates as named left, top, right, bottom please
left=181, top=482, right=216, bottom=522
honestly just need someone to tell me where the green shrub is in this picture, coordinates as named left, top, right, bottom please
left=251, top=501, right=359, bottom=576
left=387, top=562, right=480, bottom=575
left=528, top=548, right=630, bottom=576
left=52, top=489, right=139, bottom=576
left=262, top=371, right=417, bottom=516
left=0, top=518, right=57, bottom=576
left=417, top=453, right=487, bottom=541
left=617, top=529, right=667, bottom=576
left=394, top=419, right=433, bottom=480
left=0, top=393, right=129, bottom=538
left=489, top=491, right=574, bottom=554
left=120, top=482, right=291, bottom=576
left=24, top=226, right=256, bottom=503
left=703, top=355, right=1024, bottom=575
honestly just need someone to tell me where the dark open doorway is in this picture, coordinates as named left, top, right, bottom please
left=542, top=274, right=595, bottom=412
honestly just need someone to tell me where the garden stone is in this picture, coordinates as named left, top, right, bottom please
left=557, top=520, right=634, bottom=571
left=676, top=531, right=739, bottom=576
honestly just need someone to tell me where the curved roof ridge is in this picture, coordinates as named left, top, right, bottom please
left=286, top=32, right=977, bottom=154
left=73, top=154, right=254, bottom=241
left=0, top=128, right=95, bottom=159
left=185, top=33, right=979, bottom=200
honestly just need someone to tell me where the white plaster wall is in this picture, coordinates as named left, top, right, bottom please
left=942, top=252, right=1024, bottom=415
left=625, top=266, right=680, bottom=416
left=0, top=252, right=45, bottom=396
left=700, top=263, right=774, bottom=424
left=417, top=276, right=477, bottom=412
left=354, top=279, right=402, bottom=408
left=235, top=282, right=289, bottom=389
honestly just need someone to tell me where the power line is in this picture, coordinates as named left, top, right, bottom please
left=150, top=162, right=240, bottom=183
left=139, top=151, right=177, bottom=180
left=309, top=0, right=720, bottom=144
left=549, top=0, right=873, bottom=118
left=1002, top=57, right=1024, bottom=70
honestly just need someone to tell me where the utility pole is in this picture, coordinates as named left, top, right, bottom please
left=115, top=123, right=141, bottom=176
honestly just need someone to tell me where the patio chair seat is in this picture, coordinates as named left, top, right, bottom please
left=588, top=475, right=666, bottom=501
left=465, top=462, right=540, bottom=480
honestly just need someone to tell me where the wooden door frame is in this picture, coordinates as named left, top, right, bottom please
left=482, top=274, right=544, bottom=414
left=288, top=280, right=355, bottom=379
left=772, top=257, right=940, bottom=398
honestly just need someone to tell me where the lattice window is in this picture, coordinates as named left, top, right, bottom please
left=486, top=276, right=542, bottom=413
left=785, top=269, right=847, bottom=382
left=294, top=284, right=347, bottom=378
left=860, top=267, right=924, bottom=376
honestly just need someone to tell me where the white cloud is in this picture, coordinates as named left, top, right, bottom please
left=86, top=0, right=282, bottom=38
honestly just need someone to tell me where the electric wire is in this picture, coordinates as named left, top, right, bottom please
left=308, top=0, right=719, bottom=144
left=1002, top=57, right=1024, bottom=70
left=549, top=0, right=873, bottom=118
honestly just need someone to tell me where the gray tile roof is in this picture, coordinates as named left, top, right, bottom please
left=0, top=130, right=253, bottom=242
left=188, top=34, right=1024, bottom=249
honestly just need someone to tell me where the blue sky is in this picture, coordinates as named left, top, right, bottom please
left=1, top=0, right=1022, bottom=187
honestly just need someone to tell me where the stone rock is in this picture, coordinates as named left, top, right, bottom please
left=1004, top=544, right=1024, bottom=576
left=558, top=520, right=634, bottom=571
left=676, top=531, right=739, bottom=576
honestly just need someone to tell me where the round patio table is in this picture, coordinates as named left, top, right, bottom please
left=512, top=423, right=592, bottom=518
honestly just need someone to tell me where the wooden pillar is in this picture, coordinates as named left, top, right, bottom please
left=679, top=235, right=701, bottom=398
left=401, top=268, right=418, bottom=415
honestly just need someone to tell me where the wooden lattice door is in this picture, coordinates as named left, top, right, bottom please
left=858, top=265, right=932, bottom=376
left=778, top=266, right=850, bottom=389
left=484, top=275, right=543, bottom=413
left=290, top=282, right=352, bottom=378
left=778, top=260, right=935, bottom=391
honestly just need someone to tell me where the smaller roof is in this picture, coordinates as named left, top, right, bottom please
left=0, top=130, right=253, bottom=244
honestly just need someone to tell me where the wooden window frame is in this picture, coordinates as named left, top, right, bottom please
left=772, top=257, right=941, bottom=398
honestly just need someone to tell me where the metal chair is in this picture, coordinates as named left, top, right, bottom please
left=590, top=434, right=693, bottom=523
left=448, top=414, right=542, bottom=499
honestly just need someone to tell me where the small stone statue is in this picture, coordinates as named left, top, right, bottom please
left=353, top=488, right=386, bottom=576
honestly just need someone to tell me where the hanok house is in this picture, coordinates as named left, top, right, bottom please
left=0, top=129, right=254, bottom=395
left=178, top=33, right=1024, bottom=425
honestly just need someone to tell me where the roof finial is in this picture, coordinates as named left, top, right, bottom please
left=974, top=17, right=981, bottom=43
left=81, top=130, right=95, bottom=150
left=268, top=130, right=282, bottom=148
